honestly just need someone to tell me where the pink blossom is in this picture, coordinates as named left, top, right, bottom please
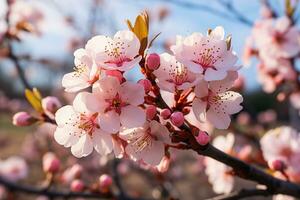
left=99, top=174, right=113, bottom=193
left=192, top=71, right=243, bottom=129
left=62, top=48, right=99, bottom=92
left=70, top=179, right=85, bottom=192
left=86, top=30, right=141, bottom=71
left=138, top=79, right=152, bottom=93
left=0, top=156, right=28, bottom=182
left=54, top=92, right=113, bottom=158
left=42, top=96, right=61, bottom=117
left=171, top=26, right=238, bottom=81
left=252, top=17, right=300, bottom=59
left=146, top=105, right=157, bottom=120
left=119, top=121, right=171, bottom=165
left=161, top=108, right=171, bottom=119
left=12, top=111, right=36, bottom=126
left=42, top=152, right=60, bottom=174
left=260, top=126, right=300, bottom=182
left=205, top=133, right=235, bottom=194
left=195, top=131, right=210, bottom=146
left=170, top=111, right=184, bottom=127
left=83, top=77, right=146, bottom=133
left=153, top=53, right=201, bottom=92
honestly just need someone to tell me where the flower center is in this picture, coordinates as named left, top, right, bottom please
left=192, top=45, right=221, bottom=70
left=104, top=40, right=132, bottom=67
left=105, top=93, right=127, bottom=114
left=77, top=113, right=99, bottom=136
left=73, top=64, right=87, bottom=77
left=129, top=129, right=157, bottom=152
left=167, top=64, right=190, bottom=86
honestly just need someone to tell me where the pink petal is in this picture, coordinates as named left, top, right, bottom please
left=192, top=98, right=207, bottom=122
left=119, top=82, right=145, bottom=106
left=92, top=129, right=113, bottom=155
left=54, top=126, right=78, bottom=147
left=142, top=141, right=165, bottom=165
left=204, top=68, right=227, bottom=81
left=62, top=72, right=90, bottom=93
left=99, top=111, right=120, bottom=133
left=206, top=108, right=231, bottom=129
left=194, top=79, right=208, bottom=98
left=149, top=121, right=171, bottom=144
left=71, top=134, right=94, bottom=158
left=209, top=26, right=225, bottom=40
left=218, top=91, right=243, bottom=114
left=114, top=30, right=140, bottom=58
left=120, top=105, right=146, bottom=128
left=93, top=77, right=120, bottom=100
left=73, top=92, right=92, bottom=114
left=55, top=105, right=76, bottom=126
left=209, top=71, right=238, bottom=93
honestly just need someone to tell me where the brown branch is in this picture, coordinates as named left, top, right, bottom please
left=205, top=189, right=271, bottom=200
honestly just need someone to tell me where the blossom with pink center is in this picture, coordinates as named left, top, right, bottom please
left=153, top=53, right=201, bottom=92
left=86, top=30, right=141, bottom=71
left=0, top=156, right=28, bottom=182
left=205, top=133, right=235, bottom=194
left=171, top=26, right=238, bottom=81
left=192, top=71, right=243, bottom=129
left=83, top=77, right=146, bottom=133
left=252, top=16, right=300, bottom=59
left=62, top=48, right=100, bottom=92
left=54, top=92, right=113, bottom=158
left=119, top=121, right=171, bottom=166
left=260, top=126, right=300, bottom=182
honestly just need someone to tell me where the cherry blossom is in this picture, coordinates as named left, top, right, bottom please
left=252, top=16, right=300, bottom=59
left=260, top=126, right=300, bottom=182
left=171, top=26, right=238, bottom=81
left=62, top=48, right=100, bottom=92
left=119, top=121, right=171, bottom=165
left=86, top=30, right=141, bottom=71
left=0, top=156, right=28, bottom=182
left=153, top=53, right=201, bottom=92
left=205, top=133, right=235, bottom=194
left=54, top=92, right=113, bottom=158
left=192, top=71, right=243, bottom=129
left=83, top=76, right=146, bottom=133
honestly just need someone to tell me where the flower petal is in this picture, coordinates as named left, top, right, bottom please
left=120, top=105, right=146, bottom=128
left=92, top=129, right=113, bottom=155
left=99, top=111, right=120, bottom=133
left=71, top=134, right=93, bottom=158
left=119, top=82, right=145, bottom=106
left=192, top=98, right=207, bottom=122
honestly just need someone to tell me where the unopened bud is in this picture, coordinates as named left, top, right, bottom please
left=161, top=109, right=171, bottom=119
left=146, top=105, right=157, bottom=120
left=99, top=174, right=112, bottom=193
left=12, top=112, right=36, bottom=126
left=146, top=53, right=160, bottom=70
left=43, top=152, right=60, bottom=174
left=269, top=159, right=286, bottom=171
left=42, top=96, right=61, bottom=114
left=70, top=179, right=85, bottom=192
left=170, top=112, right=184, bottom=127
left=138, top=79, right=152, bottom=93
left=195, top=131, right=210, bottom=146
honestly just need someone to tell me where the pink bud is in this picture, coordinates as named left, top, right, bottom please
left=170, top=111, right=184, bottom=127
left=99, top=174, right=112, bottom=193
left=70, top=179, right=85, bottom=192
left=156, top=156, right=170, bottom=173
left=61, top=164, right=83, bottom=184
left=161, top=109, right=171, bottom=120
left=42, top=96, right=61, bottom=114
left=146, top=105, right=157, bottom=120
left=146, top=53, right=160, bottom=70
left=105, top=70, right=123, bottom=83
left=138, top=79, right=152, bottom=93
left=269, top=159, right=286, bottom=171
left=12, top=112, right=36, bottom=126
left=195, top=131, right=210, bottom=146
left=43, top=152, right=60, bottom=174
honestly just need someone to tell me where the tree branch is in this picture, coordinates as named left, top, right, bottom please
left=185, top=135, right=300, bottom=198
left=206, top=189, right=271, bottom=200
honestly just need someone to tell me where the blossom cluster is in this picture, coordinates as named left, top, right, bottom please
left=54, top=26, right=243, bottom=167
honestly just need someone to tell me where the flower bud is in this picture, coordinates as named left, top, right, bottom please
left=161, top=109, right=171, bottom=119
left=146, top=53, right=160, bottom=70
left=269, top=159, right=286, bottom=171
left=99, top=174, right=112, bottom=193
left=195, top=131, right=210, bottom=146
left=42, top=152, right=60, bottom=174
left=61, top=164, right=83, bottom=184
left=138, top=79, right=152, bottom=93
left=105, top=70, right=123, bottom=83
left=146, top=105, right=157, bottom=120
left=42, top=96, right=61, bottom=114
left=70, top=179, right=85, bottom=192
left=12, top=112, right=36, bottom=126
left=156, top=155, right=170, bottom=173
left=170, top=111, right=184, bottom=127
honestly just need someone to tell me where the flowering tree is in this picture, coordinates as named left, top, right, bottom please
left=2, top=0, right=300, bottom=200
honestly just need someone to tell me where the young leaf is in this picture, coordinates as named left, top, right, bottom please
left=25, top=89, right=43, bottom=113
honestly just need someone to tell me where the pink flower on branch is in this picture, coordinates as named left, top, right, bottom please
left=192, top=71, right=243, bottom=129
left=54, top=93, right=113, bottom=158
left=86, top=30, right=141, bottom=71
left=83, top=77, right=146, bottom=133
left=171, top=26, right=238, bottom=81
left=119, top=121, right=171, bottom=166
